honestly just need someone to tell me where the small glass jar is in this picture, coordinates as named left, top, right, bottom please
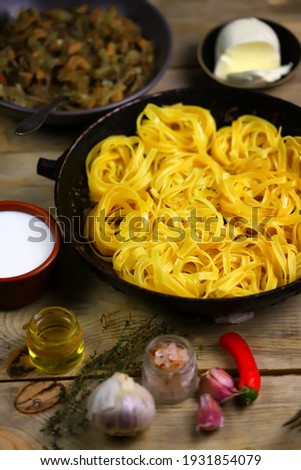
left=142, top=334, right=198, bottom=404
left=23, top=306, right=84, bottom=375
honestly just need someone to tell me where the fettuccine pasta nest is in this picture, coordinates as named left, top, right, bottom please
left=85, top=103, right=301, bottom=299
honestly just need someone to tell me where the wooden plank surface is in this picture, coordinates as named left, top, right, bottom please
left=1, top=243, right=301, bottom=377
left=1, top=0, right=301, bottom=451
left=0, top=376, right=300, bottom=450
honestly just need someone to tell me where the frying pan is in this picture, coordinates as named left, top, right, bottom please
left=37, top=86, right=301, bottom=316
left=0, top=0, right=172, bottom=126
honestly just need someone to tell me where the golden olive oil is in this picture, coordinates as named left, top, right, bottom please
left=24, top=306, right=84, bottom=375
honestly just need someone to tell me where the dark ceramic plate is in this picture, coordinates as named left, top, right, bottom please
left=197, top=18, right=301, bottom=89
left=37, top=86, right=301, bottom=317
left=0, top=0, right=172, bottom=126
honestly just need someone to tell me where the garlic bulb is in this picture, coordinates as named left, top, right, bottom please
left=86, top=372, right=156, bottom=436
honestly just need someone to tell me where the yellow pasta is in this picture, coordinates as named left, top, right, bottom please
left=85, top=103, right=301, bottom=298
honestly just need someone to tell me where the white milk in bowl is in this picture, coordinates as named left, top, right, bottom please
left=0, top=211, right=55, bottom=278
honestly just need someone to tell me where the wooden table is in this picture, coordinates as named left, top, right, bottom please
left=1, top=0, right=301, bottom=451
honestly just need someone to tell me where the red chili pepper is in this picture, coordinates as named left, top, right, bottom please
left=219, top=332, right=261, bottom=405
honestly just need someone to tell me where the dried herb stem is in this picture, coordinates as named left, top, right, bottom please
left=42, top=315, right=171, bottom=449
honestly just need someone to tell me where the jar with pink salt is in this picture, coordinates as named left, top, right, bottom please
left=142, top=334, right=198, bottom=404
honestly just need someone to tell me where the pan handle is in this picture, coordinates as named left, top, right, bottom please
left=37, top=150, right=68, bottom=181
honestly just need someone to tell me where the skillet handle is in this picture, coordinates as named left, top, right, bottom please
left=37, top=151, right=67, bottom=181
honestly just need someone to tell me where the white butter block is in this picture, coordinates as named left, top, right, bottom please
left=214, top=18, right=281, bottom=80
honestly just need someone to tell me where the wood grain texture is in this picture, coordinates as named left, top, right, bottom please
left=1, top=246, right=301, bottom=380
left=0, top=376, right=300, bottom=450
left=1, top=0, right=301, bottom=451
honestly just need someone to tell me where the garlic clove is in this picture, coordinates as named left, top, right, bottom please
left=199, top=367, right=237, bottom=402
left=196, top=393, right=224, bottom=432
left=87, top=372, right=155, bottom=436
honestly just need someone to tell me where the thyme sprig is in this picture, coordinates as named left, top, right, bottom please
left=42, top=314, right=171, bottom=449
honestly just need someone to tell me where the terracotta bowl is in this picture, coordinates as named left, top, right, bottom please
left=0, top=201, right=61, bottom=309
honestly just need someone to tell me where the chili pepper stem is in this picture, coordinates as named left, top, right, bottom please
left=238, top=386, right=258, bottom=405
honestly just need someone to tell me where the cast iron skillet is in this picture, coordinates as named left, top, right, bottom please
left=0, top=0, right=172, bottom=127
left=37, top=86, right=301, bottom=316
